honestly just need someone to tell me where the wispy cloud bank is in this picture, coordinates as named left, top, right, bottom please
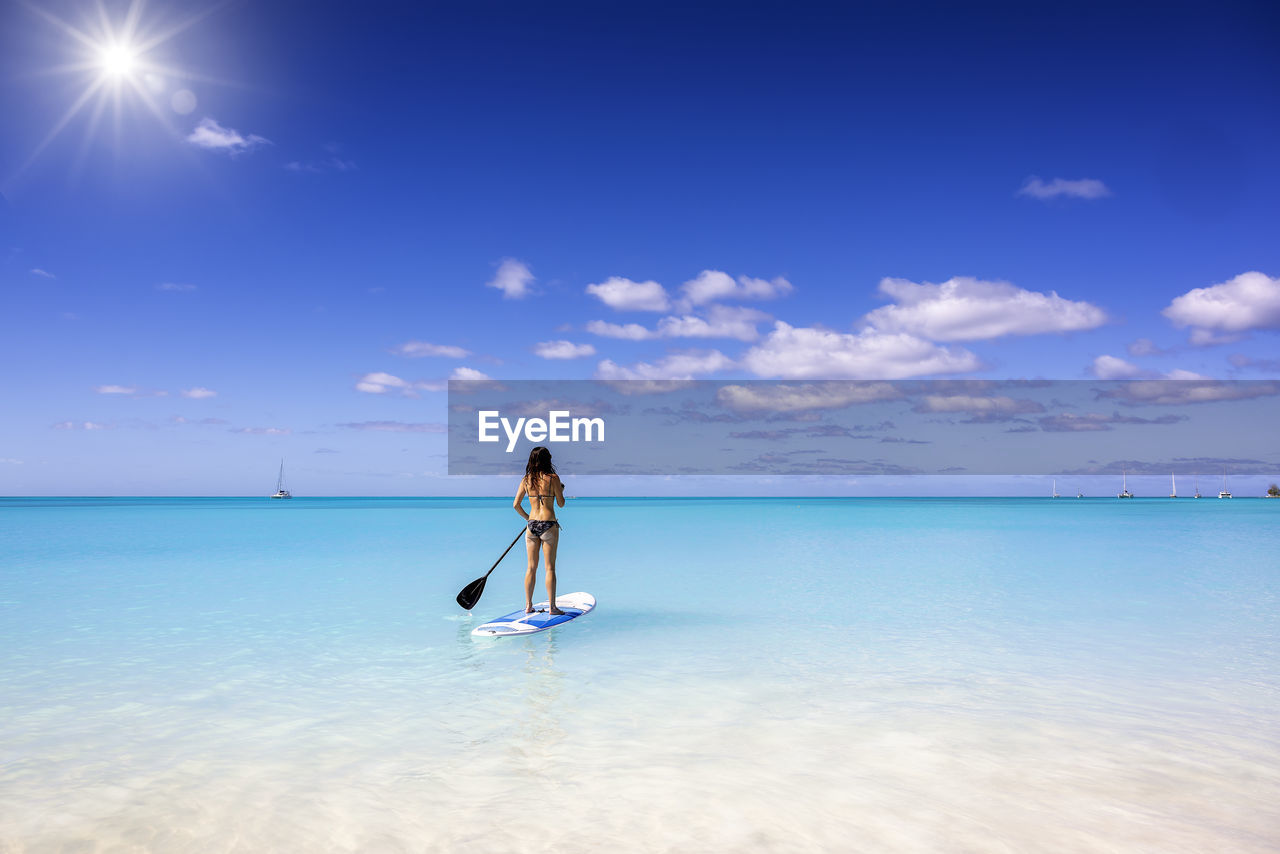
left=1095, top=379, right=1280, bottom=406
left=864, top=277, right=1107, bottom=341
left=156, top=282, right=197, bottom=292
left=186, top=118, right=270, bottom=154
left=1017, top=176, right=1111, bottom=200
left=285, top=157, right=356, bottom=173
left=1038, top=411, right=1185, bottom=431
left=53, top=421, right=111, bottom=430
left=233, top=427, right=291, bottom=435
left=1162, top=271, right=1280, bottom=345
left=1127, top=338, right=1169, bottom=357
left=30, top=268, right=55, bottom=279
left=337, top=421, right=446, bottom=433
left=912, top=395, right=1045, bottom=417
left=181, top=387, right=217, bottom=399
left=392, top=341, right=471, bottom=358
left=486, top=259, right=535, bottom=299
left=94, top=385, right=137, bottom=395
left=717, top=382, right=902, bottom=413
left=595, top=350, right=733, bottom=381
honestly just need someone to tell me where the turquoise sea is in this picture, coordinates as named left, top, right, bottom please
left=2, top=497, right=1278, bottom=852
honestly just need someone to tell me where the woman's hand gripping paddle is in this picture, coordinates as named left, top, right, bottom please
left=456, top=528, right=526, bottom=610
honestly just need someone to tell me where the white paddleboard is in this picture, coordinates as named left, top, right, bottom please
left=472, top=592, right=595, bottom=637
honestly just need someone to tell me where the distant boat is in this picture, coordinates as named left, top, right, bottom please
left=1219, top=471, right=1231, bottom=499
left=1194, top=473, right=1201, bottom=499
left=1052, top=479, right=1060, bottom=499
left=271, top=459, right=292, bottom=499
left=1169, top=473, right=1177, bottom=499
left=1076, top=488, right=1083, bottom=498
left=1118, top=468, right=1134, bottom=499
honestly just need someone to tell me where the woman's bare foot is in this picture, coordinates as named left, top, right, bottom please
left=549, top=607, right=565, bottom=616
left=525, top=605, right=535, bottom=614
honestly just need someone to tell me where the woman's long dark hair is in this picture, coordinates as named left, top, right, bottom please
left=524, top=446, right=557, bottom=494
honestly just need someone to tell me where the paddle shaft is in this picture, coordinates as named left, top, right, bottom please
left=484, top=528, right=527, bottom=580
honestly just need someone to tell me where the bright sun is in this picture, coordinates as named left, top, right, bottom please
left=100, top=43, right=137, bottom=78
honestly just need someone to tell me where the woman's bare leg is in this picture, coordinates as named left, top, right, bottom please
left=524, top=535, right=540, bottom=613
left=544, top=538, right=563, bottom=614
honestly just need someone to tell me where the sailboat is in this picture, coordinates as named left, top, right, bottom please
left=1118, top=468, right=1134, bottom=498
left=1194, top=473, right=1201, bottom=499
left=271, top=459, right=292, bottom=499
left=1052, top=479, right=1060, bottom=499
left=1169, top=473, right=1177, bottom=499
left=1218, top=471, right=1232, bottom=499
left=1076, top=487, right=1083, bottom=498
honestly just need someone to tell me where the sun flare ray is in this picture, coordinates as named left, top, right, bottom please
left=6, top=0, right=217, bottom=191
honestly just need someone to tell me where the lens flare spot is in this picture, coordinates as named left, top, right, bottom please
left=171, top=89, right=197, bottom=115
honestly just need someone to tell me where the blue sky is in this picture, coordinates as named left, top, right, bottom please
left=2, top=0, right=1278, bottom=496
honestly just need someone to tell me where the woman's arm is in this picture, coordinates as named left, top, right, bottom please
left=513, top=477, right=529, bottom=520
left=554, top=474, right=565, bottom=508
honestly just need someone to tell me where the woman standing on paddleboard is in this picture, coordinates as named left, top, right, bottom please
left=514, top=446, right=565, bottom=615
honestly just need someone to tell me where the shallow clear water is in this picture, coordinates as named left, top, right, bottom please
left=2, top=497, right=1278, bottom=852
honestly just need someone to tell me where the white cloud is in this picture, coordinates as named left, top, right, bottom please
left=355, top=372, right=409, bottom=394
left=588, top=306, right=771, bottom=342
left=355, top=371, right=446, bottom=395
left=1163, top=369, right=1211, bottom=380
left=392, top=341, right=471, bottom=358
left=186, top=117, right=270, bottom=154
left=585, top=276, right=671, bottom=312
left=181, top=387, right=217, bottom=399
left=1090, top=355, right=1145, bottom=380
left=94, top=385, right=136, bottom=395
left=451, top=367, right=491, bottom=381
left=595, top=350, right=733, bottom=381
left=486, top=259, right=535, bottom=299
left=30, top=268, right=55, bottom=279
left=1162, top=272, right=1280, bottom=345
left=1017, top=176, right=1112, bottom=200
left=656, top=306, right=772, bottom=342
left=157, top=282, right=197, bottom=292
left=586, top=320, right=657, bottom=340
left=0, top=458, right=21, bottom=464
left=741, top=322, right=982, bottom=379
left=533, top=340, right=597, bottom=359
left=680, top=270, right=793, bottom=307
left=863, top=277, right=1107, bottom=341
left=53, top=421, right=111, bottom=430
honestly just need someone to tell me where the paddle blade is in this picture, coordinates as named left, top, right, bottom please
left=456, top=576, right=487, bottom=610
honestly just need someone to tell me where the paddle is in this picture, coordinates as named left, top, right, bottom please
left=456, top=528, right=526, bottom=610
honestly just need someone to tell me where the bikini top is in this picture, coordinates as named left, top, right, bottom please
left=527, top=476, right=556, bottom=501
